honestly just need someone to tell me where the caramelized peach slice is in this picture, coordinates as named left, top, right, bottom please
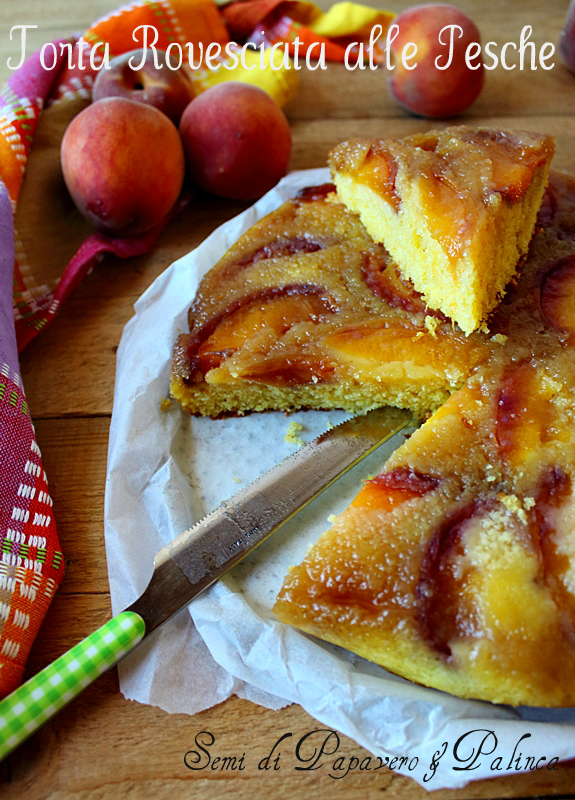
left=417, top=500, right=482, bottom=655
left=200, top=293, right=328, bottom=352
left=323, top=322, right=476, bottom=376
left=532, top=468, right=575, bottom=629
left=419, top=174, right=470, bottom=260
left=234, top=352, right=335, bottom=386
left=295, top=183, right=336, bottom=203
left=355, top=146, right=400, bottom=211
left=186, top=285, right=335, bottom=378
left=362, top=253, right=439, bottom=316
left=199, top=230, right=329, bottom=287
left=417, top=488, right=571, bottom=664
left=536, top=467, right=571, bottom=536
left=496, top=362, right=557, bottom=466
left=464, top=129, right=545, bottom=201
left=281, top=471, right=439, bottom=617
left=540, top=256, right=575, bottom=332
left=351, top=467, right=439, bottom=511
left=491, top=158, right=537, bottom=202
left=237, top=237, right=324, bottom=267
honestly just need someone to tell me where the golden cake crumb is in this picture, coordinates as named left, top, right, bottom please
left=424, top=316, right=440, bottom=337
left=498, top=493, right=529, bottom=524
left=285, top=421, right=305, bottom=446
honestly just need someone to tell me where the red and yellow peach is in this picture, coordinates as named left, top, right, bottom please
left=61, top=97, right=185, bottom=237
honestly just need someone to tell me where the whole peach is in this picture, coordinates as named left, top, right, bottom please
left=92, top=49, right=195, bottom=125
left=179, top=82, right=292, bottom=201
left=388, top=4, right=484, bottom=118
left=61, top=97, right=185, bottom=236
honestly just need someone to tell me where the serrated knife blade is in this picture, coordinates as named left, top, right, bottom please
left=0, top=406, right=412, bottom=759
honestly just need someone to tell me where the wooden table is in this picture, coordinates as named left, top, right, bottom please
left=2, top=0, right=575, bottom=797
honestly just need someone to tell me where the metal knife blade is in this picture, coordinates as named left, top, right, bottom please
left=128, top=406, right=412, bottom=635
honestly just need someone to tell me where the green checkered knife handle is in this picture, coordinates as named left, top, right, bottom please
left=0, top=611, right=145, bottom=760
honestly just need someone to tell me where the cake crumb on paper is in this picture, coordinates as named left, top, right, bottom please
left=285, top=421, right=305, bottom=447
left=160, top=396, right=174, bottom=412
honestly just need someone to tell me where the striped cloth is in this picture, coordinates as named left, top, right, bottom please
left=0, top=180, right=63, bottom=697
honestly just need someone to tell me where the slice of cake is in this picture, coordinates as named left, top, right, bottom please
left=329, top=126, right=554, bottom=334
left=170, top=184, right=490, bottom=419
left=274, top=173, right=575, bottom=707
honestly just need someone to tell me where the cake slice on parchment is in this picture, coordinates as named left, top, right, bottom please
left=170, top=184, right=491, bottom=419
left=274, top=173, right=575, bottom=707
left=330, top=126, right=554, bottom=334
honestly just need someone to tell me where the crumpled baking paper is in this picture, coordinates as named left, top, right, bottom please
left=105, top=169, right=575, bottom=790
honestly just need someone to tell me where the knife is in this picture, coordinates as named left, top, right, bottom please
left=0, top=406, right=412, bottom=760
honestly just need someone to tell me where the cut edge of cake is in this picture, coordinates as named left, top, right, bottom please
left=169, top=366, right=452, bottom=420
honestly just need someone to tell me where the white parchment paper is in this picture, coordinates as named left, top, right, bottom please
left=105, top=169, right=575, bottom=790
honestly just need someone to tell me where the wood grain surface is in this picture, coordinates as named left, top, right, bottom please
left=2, top=1, right=575, bottom=797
